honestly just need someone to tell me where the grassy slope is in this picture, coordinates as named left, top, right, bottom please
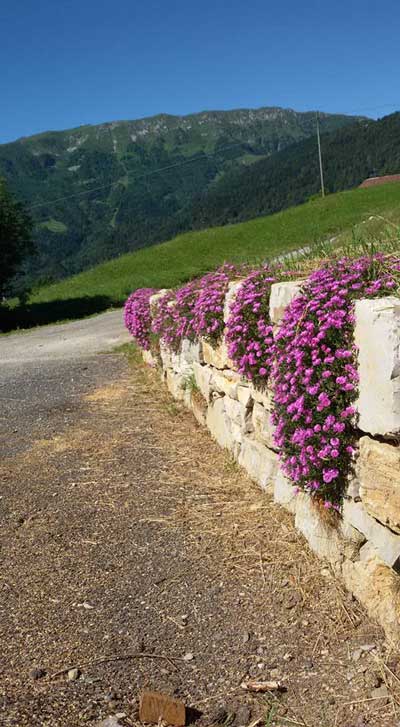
left=31, top=183, right=400, bottom=306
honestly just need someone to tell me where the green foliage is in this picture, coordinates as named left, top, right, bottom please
left=38, top=218, right=67, bottom=233
left=0, top=177, right=34, bottom=297
left=182, top=373, right=200, bottom=394
left=191, top=113, right=400, bottom=227
left=29, top=182, right=400, bottom=310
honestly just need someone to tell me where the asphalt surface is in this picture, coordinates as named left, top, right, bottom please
left=0, top=310, right=130, bottom=457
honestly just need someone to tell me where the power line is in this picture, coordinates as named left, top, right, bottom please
left=27, top=140, right=252, bottom=210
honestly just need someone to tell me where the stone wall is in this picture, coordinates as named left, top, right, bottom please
left=143, top=284, right=400, bottom=644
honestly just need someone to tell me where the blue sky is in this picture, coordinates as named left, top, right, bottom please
left=1, top=0, right=399, bottom=143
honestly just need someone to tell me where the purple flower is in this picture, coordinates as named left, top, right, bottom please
left=124, top=287, right=157, bottom=349
left=225, top=267, right=276, bottom=386
left=271, top=253, right=400, bottom=506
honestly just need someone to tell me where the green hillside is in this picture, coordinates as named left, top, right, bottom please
left=26, top=181, right=400, bottom=310
left=191, top=112, right=400, bottom=227
left=0, top=107, right=361, bottom=287
left=2, top=181, right=399, bottom=332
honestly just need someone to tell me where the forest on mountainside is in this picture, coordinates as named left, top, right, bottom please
left=0, top=107, right=362, bottom=289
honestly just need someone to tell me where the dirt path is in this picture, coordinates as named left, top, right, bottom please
left=1, top=319, right=400, bottom=726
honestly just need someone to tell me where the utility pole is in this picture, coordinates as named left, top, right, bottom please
left=316, top=111, right=325, bottom=198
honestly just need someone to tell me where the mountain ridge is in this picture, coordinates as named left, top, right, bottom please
left=7, top=106, right=354, bottom=145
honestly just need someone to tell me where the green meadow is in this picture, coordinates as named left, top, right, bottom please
left=2, top=182, right=400, bottom=331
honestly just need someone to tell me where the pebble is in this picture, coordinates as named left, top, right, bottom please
left=371, top=684, right=389, bottom=700
left=233, top=705, right=251, bottom=726
left=360, top=643, right=376, bottom=653
left=210, top=706, right=228, bottom=724
left=183, top=652, right=194, bottom=661
left=68, top=668, right=80, bottom=681
left=97, top=718, right=123, bottom=727
left=104, top=689, right=118, bottom=702
left=30, top=667, right=46, bottom=680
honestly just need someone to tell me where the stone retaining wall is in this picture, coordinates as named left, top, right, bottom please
left=143, top=283, right=400, bottom=643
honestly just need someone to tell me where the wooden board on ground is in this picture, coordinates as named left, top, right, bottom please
left=139, top=690, right=186, bottom=726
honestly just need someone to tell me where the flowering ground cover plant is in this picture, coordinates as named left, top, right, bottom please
left=192, top=263, right=246, bottom=344
left=151, top=281, right=200, bottom=352
left=225, top=267, right=276, bottom=387
left=125, top=253, right=400, bottom=508
left=124, top=288, right=157, bottom=350
left=272, top=255, right=400, bottom=508
left=151, top=263, right=248, bottom=350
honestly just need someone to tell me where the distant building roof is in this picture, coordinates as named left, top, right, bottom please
left=359, top=174, right=400, bottom=188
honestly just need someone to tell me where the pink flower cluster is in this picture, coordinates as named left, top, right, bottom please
left=151, top=281, right=200, bottom=351
left=151, top=264, right=246, bottom=351
left=124, top=254, right=400, bottom=507
left=225, top=267, right=276, bottom=385
left=124, top=287, right=157, bottom=350
left=271, top=255, right=399, bottom=507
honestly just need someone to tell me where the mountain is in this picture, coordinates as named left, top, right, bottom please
left=0, top=107, right=362, bottom=287
left=189, top=112, right=400, bottom=228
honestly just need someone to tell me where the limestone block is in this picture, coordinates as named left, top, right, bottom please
left=223, top=280, right=245, bottom=323
left=224, top=396, right=251, bottom=430
left=273, top=469, right=297, bottom=513
left=295, top=495, right=364, bottom=571
left=342, top=499, right=400, bottom=569
left=160, top=342, right=173, bottom=370
left=160, top=343, right=184, bottom=373
left=190, top=392, right=207, bottom=427
left=237, top=384, right=253, bottom=408
left=206, top=397, right=235, bottom=452
left=346, top=475, right=360, bottom=500
left=193, top=362, right=213, bottom=402
left=180, top=338, right=203, bottom=366
left=238, top=437, right=278, bottom=491
left=149, top=289, right=170, bottom=317
left=210, top=369, right=242, bottom=400
left=252, top=400, right=276, bottom=449
left=165, top=369, right=185, bottom=401
left=249, top=384, right=273, bottom=410
left=358, top=436, right=400, bottom=533
left=183, top=387, right=192, bottom=410
left=355, top=296, right=400, bottom=436
left=142, top=349, right=157, bottom=367
left=269, top=280, right=304, bottom=325
left=230, top=421, right=244, bottom=448
left=342, top=547, right=400, bottom=644
left=202, top=339, right=233, bottom=370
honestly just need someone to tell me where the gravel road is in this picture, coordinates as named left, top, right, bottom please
left=0, top=312, right=398, bottom=726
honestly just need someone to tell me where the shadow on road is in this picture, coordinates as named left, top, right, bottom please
left=0, top=295, right=115, bottom=333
